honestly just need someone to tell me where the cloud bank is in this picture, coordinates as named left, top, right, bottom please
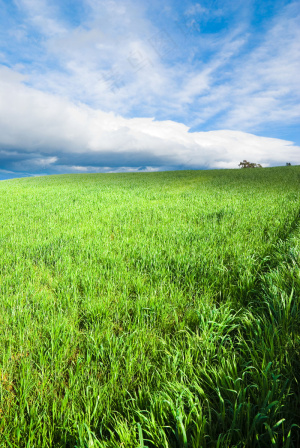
left=0, top=65, right=299, bottom=178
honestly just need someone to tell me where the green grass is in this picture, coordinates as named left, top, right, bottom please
left=0, top=167, right=299, bottom=447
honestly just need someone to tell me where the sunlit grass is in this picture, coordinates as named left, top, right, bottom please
left=0, top=167, right=299, bottom=447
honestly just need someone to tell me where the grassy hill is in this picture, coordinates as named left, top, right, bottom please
left=0, top=167, right=299, bottom=447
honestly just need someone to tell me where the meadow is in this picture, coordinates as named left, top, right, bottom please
left=0, top=166, right=299, bottom=447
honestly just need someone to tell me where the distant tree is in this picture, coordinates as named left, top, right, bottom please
left=286, top=162, right=291, bottom=166
left=239, top=160, right=262, bottom=168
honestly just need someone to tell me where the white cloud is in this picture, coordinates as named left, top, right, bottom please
left=6, top=0, right=298, bottom=135
left=0, top=169, right=15, bottom=174
left=185, top=4, right=208, bottom=17
left=70, top=166, right=89, bottom=172
left=0, top=65, right=299, bottom=175
left=14, top=0, right=66, bottom=36
left=197, top=2, right=300, bottom=130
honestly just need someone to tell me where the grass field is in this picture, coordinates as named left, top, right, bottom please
left=0, top=167, right=299, bottom=447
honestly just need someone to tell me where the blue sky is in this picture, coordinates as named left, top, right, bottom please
left=0, top=0, right=299, bottom=179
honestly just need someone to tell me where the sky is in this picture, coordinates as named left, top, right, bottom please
left=0, top=0, right=299, bottom=179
